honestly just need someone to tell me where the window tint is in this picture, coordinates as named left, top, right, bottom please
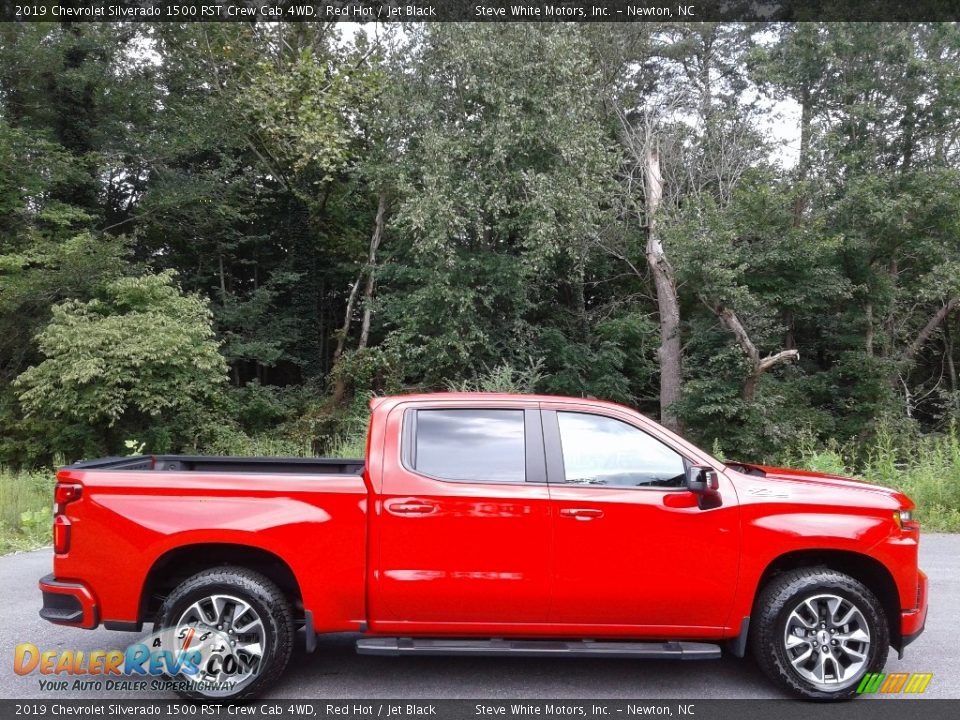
left=556, top=412, right=685, bottom=488
left=414, top=409, right=526, bottom=483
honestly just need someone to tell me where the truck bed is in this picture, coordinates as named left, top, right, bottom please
left=65, top=454, right=365, bottom=475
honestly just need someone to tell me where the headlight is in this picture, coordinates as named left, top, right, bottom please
left=894, top=509, right=916, bottom=528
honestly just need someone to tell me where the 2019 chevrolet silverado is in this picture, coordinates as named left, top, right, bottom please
left=39, top=393, right=927, bottom=700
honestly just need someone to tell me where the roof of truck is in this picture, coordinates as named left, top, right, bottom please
left=370, top=392, right=642, bottom=415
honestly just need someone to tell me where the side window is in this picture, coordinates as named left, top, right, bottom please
left=413, top=409, right=526, bottom=483
left=556, top=412, right=686, bottom=488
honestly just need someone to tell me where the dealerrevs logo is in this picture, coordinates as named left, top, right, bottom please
left=14, top=625, right=259, bottom=694
left=14, top=638, right=201, bottom=677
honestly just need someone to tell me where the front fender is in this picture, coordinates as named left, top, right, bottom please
left=727, top=503, right=901, bottom=631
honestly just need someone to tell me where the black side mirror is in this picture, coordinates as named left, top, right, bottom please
left=685, top=465, right=719, bottom=494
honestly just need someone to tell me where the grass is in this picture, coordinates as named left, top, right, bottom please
left=200, top=427, right=367, bottom=459
left=326, top=431, right=367, bottom=459
left=201, top=431, right=315, bottom=458
left=786, top=423, right=960, bottom=532
left=0, top=465, right=56, bottom=554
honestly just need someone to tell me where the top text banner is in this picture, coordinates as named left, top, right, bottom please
left=4, top=0, right=960, bottom=22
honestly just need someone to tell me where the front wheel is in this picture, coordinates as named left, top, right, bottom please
left=751, top=568, right=889, bottom=700
left=155, top=567, right=294, bottom=700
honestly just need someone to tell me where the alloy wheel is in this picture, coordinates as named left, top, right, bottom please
left=173, top=593, right=267, bottom=697
left=783, top=593, right=871, bottom=689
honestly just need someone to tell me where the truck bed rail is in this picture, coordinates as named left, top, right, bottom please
left=63, top=455, right=365, bottom=475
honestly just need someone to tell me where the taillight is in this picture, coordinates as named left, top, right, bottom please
left=53, top=515, right=71, bottom=554
left=53, top=483, right=82, bottom=554
left=54, top=483, right=82, bottom=514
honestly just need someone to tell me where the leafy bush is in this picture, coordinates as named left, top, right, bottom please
left=447, top=359, right=546, bottom=394
left=14, top=272, right=229, bottom=461
left=199, top=426, right=313, bottom=458
left=0, top=466, right=55, bottom=553
left=227, top=382, right=311, bottom=435
left=329, top=347, right=403, bottom=400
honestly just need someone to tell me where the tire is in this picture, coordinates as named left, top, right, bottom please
left=154, top=567, right=295, bottom=700
left=750, top=567, right=889, bottom=701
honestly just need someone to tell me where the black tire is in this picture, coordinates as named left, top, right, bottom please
left=750, top=567, right=889, bottom=701
left=155, top=566, right=294, bottom=700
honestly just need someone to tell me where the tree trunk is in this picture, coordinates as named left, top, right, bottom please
left=792, top=86, right=812, bottom=225
left=782, top=310, right=796, bottom=351
left=644, top=145, right=683, bottom=432
left=710, top=303, right=800, bottom=403
left=331, top=271, right=363, bottom=404
left=882, top=259, right=899, bottom=357
left=901, top=298, right=959, bottom=366
left=218, top=253, right=228, bottom=304
left=318, top=275, right=327, bottom=376
left=865, top=302, right=874, bottom=357
left=573, top=250, right=589, bottom=340
left=359, top=192, right=388, bottom=351
left=945, top=314, right=957, bottom=394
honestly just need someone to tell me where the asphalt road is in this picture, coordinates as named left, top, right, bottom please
left=1, top=536, right=957, bottom=700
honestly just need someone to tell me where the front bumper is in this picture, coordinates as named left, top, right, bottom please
left=898, top=569, right=928, bottom=654
left=38, top=574, right=99, bottom=629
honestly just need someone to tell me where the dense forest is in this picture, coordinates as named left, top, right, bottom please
left=1, top=22, right=959, bottom=476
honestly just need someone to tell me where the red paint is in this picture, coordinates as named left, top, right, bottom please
left=41, top=392, right=927, bottom=655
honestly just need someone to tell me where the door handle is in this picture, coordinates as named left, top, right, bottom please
left=559, top=508, right=604, bottom=521
left=386, top=501, right=437, bottom=516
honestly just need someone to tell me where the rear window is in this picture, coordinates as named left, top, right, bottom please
left=413, top=409, right=526, bottom=483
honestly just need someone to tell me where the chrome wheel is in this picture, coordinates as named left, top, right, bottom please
left=783, top=593, right=871, bottom=689
left=173, top=593, right=267, bottom=697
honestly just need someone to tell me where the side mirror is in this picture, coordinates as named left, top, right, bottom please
left=685, top=465, right=719, bottom=494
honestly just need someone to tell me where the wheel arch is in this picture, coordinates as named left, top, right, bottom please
left=753, top=549, right=901, bottom=648
left=139, top=543, right=304, bottom=624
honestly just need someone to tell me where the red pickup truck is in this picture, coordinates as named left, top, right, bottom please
left=39, top=393, right=926, bottom=700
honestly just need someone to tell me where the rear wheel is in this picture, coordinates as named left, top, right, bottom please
left=751, top=568, right=889, bottom=700
left=155, top=567, right=294, bottom=700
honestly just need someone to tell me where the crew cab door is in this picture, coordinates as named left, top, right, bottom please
left=543, top=404, right=740, bottom=633
left=370, top=401, right=551, bottom=631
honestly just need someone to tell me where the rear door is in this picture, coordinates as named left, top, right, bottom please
left=544, top=404, right=740, bottom=633
left=371, top=400, right=552, bottom=632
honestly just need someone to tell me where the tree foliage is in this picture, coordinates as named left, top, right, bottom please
left=15, top=273, right=228, bottom=458
left=1, top=22, right=959, bottom=465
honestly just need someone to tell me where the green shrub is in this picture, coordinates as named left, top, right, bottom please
left=199, top=425, right=312, bottom=457
left=14, top=272, right=229, bottom=462
left=447, top=358, right=546, bottom=394
left=0, top=466, right=55, bottom=553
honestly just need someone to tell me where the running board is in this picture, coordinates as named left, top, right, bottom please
left=356, top=637, right=721, bottom=660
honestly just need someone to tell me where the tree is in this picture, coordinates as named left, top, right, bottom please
left=605, top=24, right=796, bottom=426
left=379, top=25, right=617, bottom=388
left=2, top=21, right=959, bottom=465
left=762, top=24, right=960, bottom=422
left=15, top=272, right=228, bottom=458
left=0, top=24, right=151, bottom=463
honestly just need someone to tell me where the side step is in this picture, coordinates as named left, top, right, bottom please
left=356, top=637, right=720, bottom=660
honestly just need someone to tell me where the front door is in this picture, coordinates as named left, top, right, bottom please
left=372, top=402, right=552, bottom=632
left=544, top=405, right=740, bottom=633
